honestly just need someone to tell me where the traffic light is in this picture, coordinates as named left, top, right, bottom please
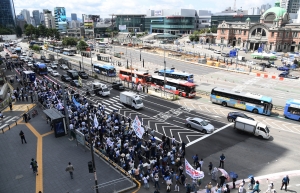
left=88, top=161, right=93, bottom=173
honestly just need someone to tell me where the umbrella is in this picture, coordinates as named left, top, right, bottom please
left=229, top=171, right=238, bottom=179
left=218, top=168, right=230, bottom=180
left=248, top=175, right=254, bottom=179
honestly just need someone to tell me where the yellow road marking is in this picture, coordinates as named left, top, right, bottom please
left=24, top=123, right=43, bottom=193
left=1, top=119, right=23, bottom=133
left=41, top=131, right=54, bottom=137
left=3, top=103, right=36, bottom=112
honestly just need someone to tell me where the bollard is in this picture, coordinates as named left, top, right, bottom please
left=8, top=125, right=10, bottom=130
left=2, top=128, right=4, bottom=134
left=16, top=121, right=17, bottom=125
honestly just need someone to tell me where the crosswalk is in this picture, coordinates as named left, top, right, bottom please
left=88, top=93, right=148, bottom=113
left=0, top=115, right=19, bottom=130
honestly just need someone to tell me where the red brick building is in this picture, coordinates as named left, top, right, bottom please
left=211, top=1, right=300, bottom=52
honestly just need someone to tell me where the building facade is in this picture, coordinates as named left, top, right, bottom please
left=197, top=10, right=212, bottom=30
left=71, top=13, right=77, bottom=21
left=21, top=9, right=31, bottom=24
left=114, top=14, right=146, bottom=32
left=211, top=15, right=261, bottom=27
left=32, top=10, right=40, bottom=26
left=54, top=7, right=67, bottom=32
left=68, top=20, right=80, bottom=28
left=67, top=28, right=82, bottom=37
left=30, top=17, right=36, bottom=27
left=0, top=0, right=16, bottom=28
left=43, top=9, right=55, bottom=29
left=281, top=0, right=300, bottom=13
left=40, top=12, right=45, bottom=25
left=214, top=2, right=300, bottom=52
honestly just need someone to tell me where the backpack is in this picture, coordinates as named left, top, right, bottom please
left=32, top=161, right=37, bottom=168
left=187, top=186, right=191, bottom=193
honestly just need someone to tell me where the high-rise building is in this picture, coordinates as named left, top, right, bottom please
left=54, top=7, right=67, bottom=32
left=30, top=17, right=36, bottom=27
left=248, top=7, right=261, bottom=15
left=71, top=13, right=77, bottom=21
left=280, top=0, right=300, bottom=13
left=32, top=10, right=40, bottom=25
left=21, top=9, right=31, bottom=24
left=43, top=9, right=55, bottom=29
left=40, top=12, right=45, bottom=25
left=261, top=3, right=272, bottom=13
left=0, top=0, right=17, bottom=28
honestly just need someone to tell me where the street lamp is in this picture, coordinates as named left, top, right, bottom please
left=163, top=46, right=166, bottom=96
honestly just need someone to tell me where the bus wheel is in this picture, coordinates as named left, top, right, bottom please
left=222, top=101, right=227, bottom=107
left=252, top=109, right=258, bottom=114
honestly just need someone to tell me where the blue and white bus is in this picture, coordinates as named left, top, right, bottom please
left=22, top=71, right=36, bottom=83
left=93, top=64, right=116, bottom=77
left=33, top=63, right=48, bottom=75
left=157, top=69, right=194, bottom=83
left=284, top=99, right=300, bottom=121
left=210, top=87, right=273, bottom=115
left=62, top=48, right=76, bottom=56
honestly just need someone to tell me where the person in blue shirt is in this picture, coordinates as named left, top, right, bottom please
left=252, top=181, right=260, bottom=193
left=0, top=111, right=3, bottom=118
left=281, top=175, right=290, bottom=191
left=219, top=153, right=225, bottom=168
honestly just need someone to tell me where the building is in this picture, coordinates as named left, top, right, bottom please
left=0, top=0, right=17, bottom=28
left=248, top=7, right=261, bottom=15
left=21, top=9, right=31, bottom=24
left=114, top=14, right=145, bottom=32
left=54, top=7, right=67, bottom=32
left=211, top=1, right=300, bottom=52
left=214, top=7, right=249, bottom=15
left=40, top=12, right=45, bottom=25
left=261, top=3, right=272, bottom=13
left=197, top=10, right=212, bottom=30
left=145, top=9, right=197, bottom=35
left=211, top=15, right=261, bottom=28
left=67, top=28, right=82, bottom=37
left=281, top=0, right=300, bottom=13
left=71, top=13, right=77, bottom=21
left=43, top=9, right=55, bottom=29
left=69, top=20, right=80, bottom=28
left=32, top=10, right=40, bottom=26
left=30, top=17, right=36, bottom=27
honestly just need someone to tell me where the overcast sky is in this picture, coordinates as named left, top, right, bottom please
left=13, top=0, right=275, bottom=19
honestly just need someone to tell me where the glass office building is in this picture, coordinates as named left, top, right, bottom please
left=0, top=0, right=16, bottom=28
left=211, top=15, right=260, bottom=27
left=114, top=14, right=146, bottom=32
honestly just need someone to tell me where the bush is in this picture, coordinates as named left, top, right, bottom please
left=94, top=74, right=98, bottom=79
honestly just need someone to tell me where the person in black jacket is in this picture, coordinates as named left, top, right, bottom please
left=19, top=130, right=27, bottom=144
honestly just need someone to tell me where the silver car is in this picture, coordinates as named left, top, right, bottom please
left=185, top=117, right=215, bottom=134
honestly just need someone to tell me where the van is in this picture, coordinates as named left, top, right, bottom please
left=92, top=82, right=110, bottom=96
left=66, top=70, right=79, bottom=80
left=198, top=58, right=207, bottom=64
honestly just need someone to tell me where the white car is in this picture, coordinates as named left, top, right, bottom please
left=185, top=117, right=215, bottom=134
left=214, top=50, right=221, bottom=54
left=27, top=61, right=33, bottom=67
left=51, top=70, right=59, bottom=76
left=22, top=53, right=27, bottom=56
left=60, top=64, right=69, bottom=70
left=47, top=67, right=53, bottom=73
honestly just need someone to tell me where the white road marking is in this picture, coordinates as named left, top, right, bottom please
left=186, top=123, right=234, bottom=147
left=172, top=120, right=185, bottom=124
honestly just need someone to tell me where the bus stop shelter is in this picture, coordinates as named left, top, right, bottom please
left=43, top=108, right=67, bottom=138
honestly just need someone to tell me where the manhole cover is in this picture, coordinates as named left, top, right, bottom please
left=15, top=175, right=23, bottom=180
left=200, top=83, right=210, bottom=86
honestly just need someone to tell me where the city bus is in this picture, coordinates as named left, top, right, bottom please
left=30, top=41, right=44, bottom=46
left=150, top=75, right=196, bottom=98
left=62, top=48, right=76, bottom=56
left=96, top=53, right=110, bottom=62
left=22, top=71, right=36, bottom=83
left=33, top=63, right=48, bottom=75
left=54, top=47, right=63, bottom=53
left=119, top=69, right=152, bottom=85
left=157, top=69, right=194, bottom=83
left=284, top=99, right=300, bottom=121
left=210, top=87, right=273, bottom=115
left=93, top=64, right=116, bottom=77
left=48, top=45, right=55, bottom=52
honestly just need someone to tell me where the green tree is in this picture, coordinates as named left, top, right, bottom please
left=25, top=24, right=35, bottom=40
left=189, top=35, right=195, bottom=41
left=15, top=26, right=22, bottom=37
left=62, top=37, right=78, bottom=47
left=37, top=25, right=47, bottom=37
left=32, top=45, right=41, bottom=51
left=77, top=40, right=88, bottom=51
left=211, top=26, right=217, bottom=33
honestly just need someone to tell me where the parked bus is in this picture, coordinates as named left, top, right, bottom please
left=62, top=48, right=76, bottom=56
left=48, top=45, right=55, bottom=52
left=94, top=64, right=116, bottom=77
left=30, top=41, right=44, bottom=46
left=96, top=53, right=110, bottom=62
left=210, top=87, right=273, bottom=115
left=54, top=47, right=63, bottom=53
left=22, top=71, right=36, bottom=83
left=150, top=75, right=196, bottom=98
left=33, top=63, right=48, bottom=75
left=284, top=99, right=300, bottom=121
left=119, top=69, right=152, bottom=85
left=157, top=69, right=194, bottom=83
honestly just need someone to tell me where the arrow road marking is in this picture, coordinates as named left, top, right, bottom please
left=186, top=123, right=234, bottom=147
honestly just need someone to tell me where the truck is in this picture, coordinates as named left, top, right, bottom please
left=92, top=82, right=110, bottom=96
left=119, top=91, right=143, bottom=109
left=234, top=117, right=270, bottom=139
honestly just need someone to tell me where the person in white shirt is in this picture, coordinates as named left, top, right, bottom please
left=142, top=175, right=149, bottom=189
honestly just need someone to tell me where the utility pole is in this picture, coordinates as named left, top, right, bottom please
left=164, top=47, right=166, bottom=96
left=90, top=48, right=92, bottom=72
left=87, top=113, right=99, bottom=193
left=61, top=85, right=70, bottom=136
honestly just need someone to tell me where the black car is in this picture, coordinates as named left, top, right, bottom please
left=259, top=63, right=271, bottom=68
left=112, top=81, right=125, bottom=90
left=61, top=74, right=72, bottom=82
left=78, top=71, right=88, bottom=79
left=227, top=112, right=254, bottom=122
left=40, top=56, right=46, bottom=60
left=44, top=59, right=51, bottom=63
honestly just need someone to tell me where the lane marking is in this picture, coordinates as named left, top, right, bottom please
left=186, top=123, right=234, bottom=147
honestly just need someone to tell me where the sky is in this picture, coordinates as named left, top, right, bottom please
left=13, top=0, right=276, bottom=19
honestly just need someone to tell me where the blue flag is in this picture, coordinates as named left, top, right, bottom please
left=72, top=96, right=80, bottom=108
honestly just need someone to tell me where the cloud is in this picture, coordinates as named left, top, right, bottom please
left=13, top=0, right=275, bottom=18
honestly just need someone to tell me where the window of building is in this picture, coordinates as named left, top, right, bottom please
left=286, top=32, right=289, bottom=37
left=284, top=44, right=287, bottom=49
left=278, top=32, right=281, bottom=37
left=221, top=29, right=224, bottom=34
left=221, top=38, right=224, bottom=43
left=293, top=32, right=298, bottom=37
left=271, top=32, right=274, bottom=37
left=244, top=30, right=246, bottom=35
left=237, top=38, right=241, bottom=45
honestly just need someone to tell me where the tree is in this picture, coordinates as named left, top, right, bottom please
left=37, top=25, right=47, bottom=37
left=77, top=40, right=88, bottom=51
left=25, top=24, right=35, bottom=40
left=211, top=26, right=217, bottom=33
left=15, top=26, right=22, bottom=37
left=32, top=45, right=41, bottom=51
left=62, top=37, right=78, bottom=47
